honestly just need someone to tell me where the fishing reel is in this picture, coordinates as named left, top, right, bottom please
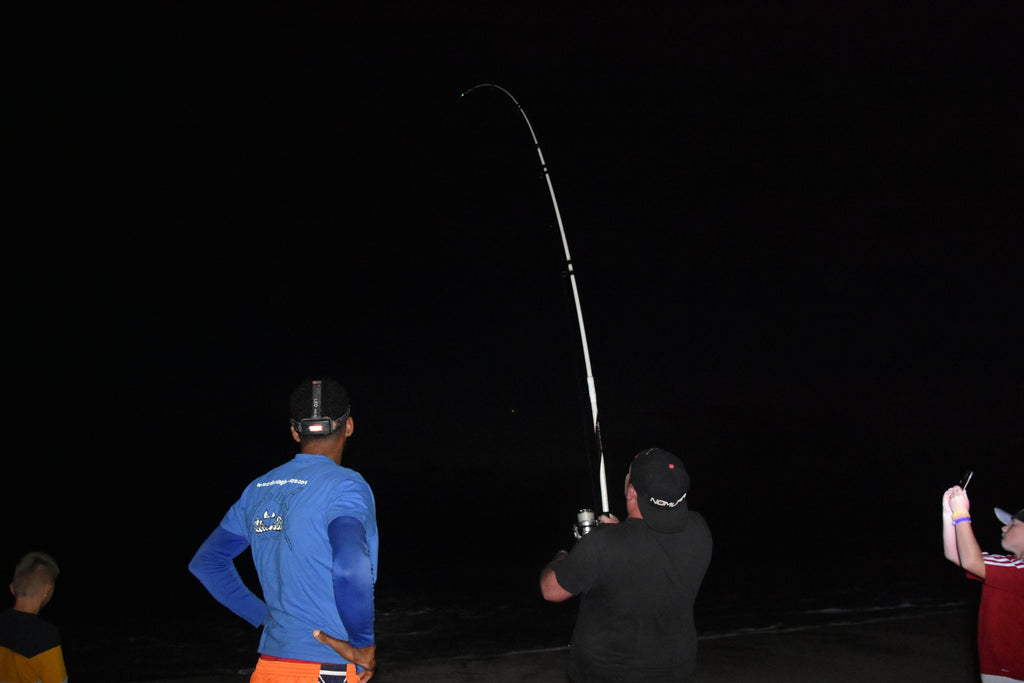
left=572, top=509, right=602, bottom=540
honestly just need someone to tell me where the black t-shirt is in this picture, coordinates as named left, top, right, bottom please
left=554, top=515, right=712, bottom=683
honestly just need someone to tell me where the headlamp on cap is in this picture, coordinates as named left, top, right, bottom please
left=291, top=380, right=350, bottom=436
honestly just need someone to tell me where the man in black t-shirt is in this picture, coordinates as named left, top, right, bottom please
left=540, top=448, right=712, bottom=683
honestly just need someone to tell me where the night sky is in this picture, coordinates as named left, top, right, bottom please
left=8, top=1, right=1023, bottom=637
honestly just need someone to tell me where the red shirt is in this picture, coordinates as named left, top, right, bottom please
left=971, top=553, right=1024, bottom=679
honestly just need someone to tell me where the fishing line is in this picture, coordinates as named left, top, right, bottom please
left=461, top=83, right=610, bottom=514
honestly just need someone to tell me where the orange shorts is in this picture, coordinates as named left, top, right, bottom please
left=250, top=655, right=358, bottom=683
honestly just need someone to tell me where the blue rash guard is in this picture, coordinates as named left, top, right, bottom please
left=189, top=453, right=378, bottom=664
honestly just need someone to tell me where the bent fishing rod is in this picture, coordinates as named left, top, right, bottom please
left=461, top=83, right=609, bottom=515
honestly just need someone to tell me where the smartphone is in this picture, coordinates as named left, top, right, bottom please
left=959, top=470, right=974, bottom=489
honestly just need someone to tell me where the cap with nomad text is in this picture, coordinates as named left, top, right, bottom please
left=630, top=447, right=691, bottom=534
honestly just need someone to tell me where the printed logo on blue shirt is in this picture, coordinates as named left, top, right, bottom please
left=250, top=483, right=305, bottom=549
left=254, top=510, right=284, bottom=533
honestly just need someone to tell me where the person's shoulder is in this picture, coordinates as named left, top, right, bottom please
left=679, top=511, right=712, bottom=545
left=983, top=553, right=1024, bottom=569
left=0, top=610, right=60, bottom=650
left=575, top=519, right=627, bottom=545
left=688, top=510, right=711, bottom=531
left=320, top=464, right=373, bottom=490
left=243, top=458, right=298, bottom=485
left=598, top=517, right=645, bottom=543
left=0, top=608, right=49, bottom=624
left=33, top=614, right=60, bottom=640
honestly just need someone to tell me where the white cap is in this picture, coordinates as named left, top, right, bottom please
left=994, top=507, right=1023, bottom=525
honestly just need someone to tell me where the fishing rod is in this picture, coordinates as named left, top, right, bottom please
left=461, top=83, right=609, bottom=516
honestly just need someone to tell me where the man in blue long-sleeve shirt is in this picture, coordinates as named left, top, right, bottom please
left=190, top=378, right=378, bottom=682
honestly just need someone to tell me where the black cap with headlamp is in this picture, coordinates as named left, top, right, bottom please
left=289, top=378, right=351, bottom=437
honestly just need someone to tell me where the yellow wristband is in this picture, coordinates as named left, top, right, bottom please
left=952, top=510, right=969, bottom=517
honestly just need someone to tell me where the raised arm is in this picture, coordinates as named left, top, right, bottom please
left=942, top=486, right=986, bottom=579
left=942, top=487, right=960, bottom=564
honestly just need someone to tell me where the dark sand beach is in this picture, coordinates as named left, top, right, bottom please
left=149, top=608, right=979, bottom=683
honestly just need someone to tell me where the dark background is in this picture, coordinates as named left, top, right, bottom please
left=7, top=1, right=1023, bottom=675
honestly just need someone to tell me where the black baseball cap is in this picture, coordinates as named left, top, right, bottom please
left=289, top=378, right=350, bottom=435
left=630, top=448, right=691, bottom=533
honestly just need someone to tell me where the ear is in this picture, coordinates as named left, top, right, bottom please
left=343, top=417, right=354, bottom=438
left=626, top=484, right=638, bottom=502
left=290, top=425, right=302, bottom=443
